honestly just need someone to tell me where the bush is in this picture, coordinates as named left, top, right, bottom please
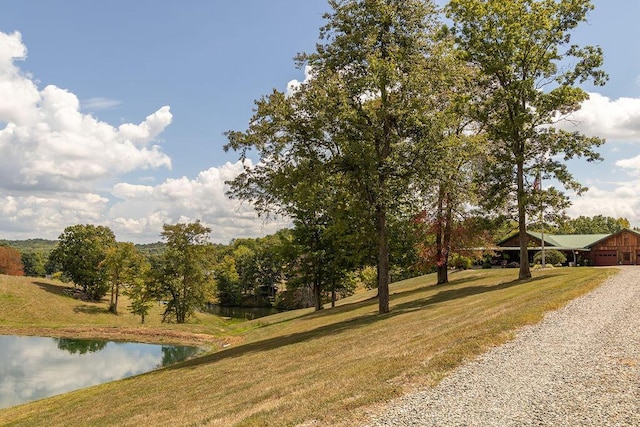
left=451, top=254, right=472, bottom=270
left=533, top=249, right=566, bottom=266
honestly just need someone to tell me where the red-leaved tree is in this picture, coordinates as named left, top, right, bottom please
left=0, top=246, right=25, bottom=276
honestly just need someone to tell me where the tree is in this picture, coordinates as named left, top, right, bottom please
left=0, top=246, right=24, bottom=276
left=49, top=224, right=116, bottom=300
left=557, top=215, right=630, bottom=234
left=101, top=242, right=149, bottom=314
left=226, top=0, right=447, bottom=314
left=150, top=221, right=214, bottom=323
left=21, top=251, right=47, bottom=277
left=447, top=0, right=607, bottom=279
left=214, top=254, right=242, bottom=306
left=283, top=217, right=356, bottom=311
left=126, top=261, right=156, bottom=324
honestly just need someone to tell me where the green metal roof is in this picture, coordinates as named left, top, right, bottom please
left=527, top=232, right=610, bottom=249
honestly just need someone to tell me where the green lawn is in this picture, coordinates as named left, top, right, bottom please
left=0, top=267, right=615, bottom=426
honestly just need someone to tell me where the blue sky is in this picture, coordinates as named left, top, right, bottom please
left=0, top=1, right=638, bottom=243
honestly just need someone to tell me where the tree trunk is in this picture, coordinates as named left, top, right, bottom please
left=377, top=203, right=390, bottom=314
left=110, top=283, right=119, bottom=315
left=435, top=184, right=451, bottom=285
left=331, top=290, right=336, bottom=308
left=517, top=159, right=532, bottom=279
left=313, top=279, right=323, bottom=311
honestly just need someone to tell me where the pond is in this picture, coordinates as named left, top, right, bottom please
left=0, top=335, right=200, bottom=409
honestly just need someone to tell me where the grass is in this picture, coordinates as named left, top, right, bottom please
left=0, top=267, right=615, bottom=426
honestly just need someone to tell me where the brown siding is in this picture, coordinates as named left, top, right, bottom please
left=500, top=235, right=543, bottom=248
left=590, top=231, right=640, bottom=265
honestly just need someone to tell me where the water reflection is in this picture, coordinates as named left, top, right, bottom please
left=57, top=338, right=107, bottom=354
left=0, top=336, right=199, bottom=409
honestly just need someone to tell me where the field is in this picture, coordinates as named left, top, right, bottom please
left=0, top=267, right=615, bottom=426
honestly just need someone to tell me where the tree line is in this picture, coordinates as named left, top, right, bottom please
left=0, top=213, right=630, bottom=323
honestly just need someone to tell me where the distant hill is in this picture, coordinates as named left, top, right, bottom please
left=0, top=238, right=166, bottom=256
left=0, top=238, right=58, bottom=255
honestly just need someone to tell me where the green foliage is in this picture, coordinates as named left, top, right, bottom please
left=451, top=254, right=472, bottom=270
left=447, top=0, right=607, bottom=280
left=556, top=215, right=630, bottom=234
left=0, top=238, right=58, bottom=255
left=534, top=249, right=567, bottom=266
left=356, top=266, right=378, bottom=291
left=51, top=271, right=69, bottom=283
left=101, top=242, right=150, bottom=314
left=149, top=221, right=215, bottom=324
left=49, top=224, right=116, bottom=300
left=226, top=0, right=449, bottom=314
left=134, top=242, right=167, bottom=257
left=125, top=268, right=156, bottom=324
left=214, top=255, right=242, bottom=306
left=20, top=251, right=47, bottom=277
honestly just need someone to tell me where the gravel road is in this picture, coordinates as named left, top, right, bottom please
left=367, top=267, right=640, bottom=426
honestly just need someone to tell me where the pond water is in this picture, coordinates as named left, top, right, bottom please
left=0, top=335, right=199, bottom=409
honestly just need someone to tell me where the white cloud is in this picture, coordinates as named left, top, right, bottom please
left=556, top=92, right=640, bottom=142
left=0, top=31, right=285, bottom=244
left=567, top=184, right=640, bottom=223
left=81, top=97, right=122, bottom=111
left=108, top=160, right=289, bottom=243
left=0, top=160, right=288, bottom=243
left=0, top=31, right=172, bottom=192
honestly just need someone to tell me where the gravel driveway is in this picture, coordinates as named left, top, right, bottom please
left=367, top=267, right=640, bottom=426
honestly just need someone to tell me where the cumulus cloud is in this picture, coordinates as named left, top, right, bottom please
left=567, top=183, right=640, bottom=223
left=0, top=31, right=172, bottom=192
left=108, top=160, right=289, bottom=242
left=556, top=92, right=640, bottom=142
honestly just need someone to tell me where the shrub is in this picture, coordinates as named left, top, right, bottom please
left=451, top=254, right=472, bottom=270
left=533, top=249, right=566, bottom=266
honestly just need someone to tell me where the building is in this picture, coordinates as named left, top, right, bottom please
left=496, top=228, right=640, bottom=266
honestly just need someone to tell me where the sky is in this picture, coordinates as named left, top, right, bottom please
left=0, top=1, right=638, bottom=244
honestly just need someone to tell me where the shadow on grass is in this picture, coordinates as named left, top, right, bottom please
left=169, top=274, right=538, bottom=371
left=393, top=276, right=545, bottom=313
left=74, top=305, right=109, bottom=315
left=33, top=281, right=71, bottom=297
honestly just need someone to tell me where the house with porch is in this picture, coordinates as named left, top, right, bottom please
left=496, top=228, right=640, bottom=266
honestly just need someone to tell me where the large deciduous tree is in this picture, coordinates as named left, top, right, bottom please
left=150, top=221, right=214, bottom=323
left=50, top=224, right=116, bottom=300
left=226, top=0, right=447, bottom=314
left=447, top=0, right=607, bottom=279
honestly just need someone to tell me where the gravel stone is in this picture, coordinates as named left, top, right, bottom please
left=366, top=267, right=640, bottom=426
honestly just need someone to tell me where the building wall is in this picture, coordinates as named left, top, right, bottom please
left=589, top=231, right=640, bottom=266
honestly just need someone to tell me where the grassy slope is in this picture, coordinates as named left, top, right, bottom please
left=0, top=267, right=615, bottom=426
